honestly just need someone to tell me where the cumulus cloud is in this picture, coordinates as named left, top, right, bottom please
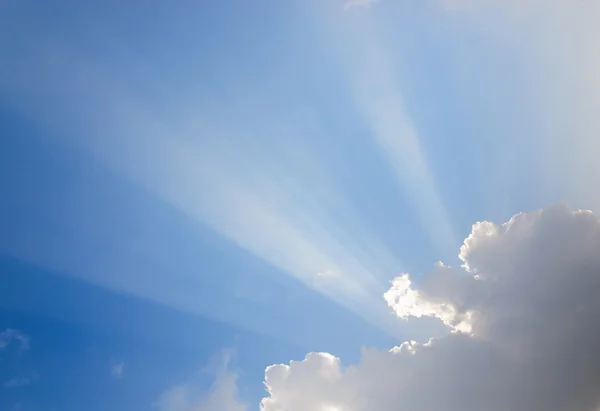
left=0, top=329, right=30, bottom=352
left=261, top=205, right=600, bottom=411
left=158, top=356, right=246, bottom=411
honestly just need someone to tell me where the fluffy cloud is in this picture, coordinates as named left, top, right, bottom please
left=0, top=329, right=29, bottom=352
left=261, top=205, right=600, bottom=411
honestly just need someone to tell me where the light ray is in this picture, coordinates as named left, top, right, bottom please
left=318, top=5, right=459, bottom=258
left=0, top=33, right=406, bottom=338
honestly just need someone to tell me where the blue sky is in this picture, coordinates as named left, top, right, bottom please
left=2, top=0, right=600, bottom=410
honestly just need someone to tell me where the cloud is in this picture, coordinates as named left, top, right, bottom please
left=261, top=205, right=600, bottom=411
left=4, top=377, right=31, bottom=389
left=157, top=354, right=246, bottom=411
left=111, top=362, right=124, bottom=379
left=0, top=329, right=30, bottom=352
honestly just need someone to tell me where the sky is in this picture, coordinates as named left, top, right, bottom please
left=1, top=0, right=600, bottom=410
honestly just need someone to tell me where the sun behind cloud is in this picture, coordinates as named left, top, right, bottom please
left=261, top=205, right=600, bottom=411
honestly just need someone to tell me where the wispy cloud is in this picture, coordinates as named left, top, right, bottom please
left=4, top=377, right=31, bottom=389
left=0, top=329, right=30, bottom=352
left=111, top=362, right=124, bottom=379
left=157, top=352, right=246, bottom=411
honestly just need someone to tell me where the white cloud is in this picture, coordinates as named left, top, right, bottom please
left=261, top=205, right=600, bottom=411
left=157, top=355, right=246, bottom=411
left=0, top=329, right=29, bottom=352
left=111, top=362, right=124, bottom=379
left=383, top=271, right=473, bottom=334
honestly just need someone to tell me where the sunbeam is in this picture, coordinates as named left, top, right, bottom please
left=0, top=14, right=410, bottom=338
left=3, top=1, right=600, bottom=410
